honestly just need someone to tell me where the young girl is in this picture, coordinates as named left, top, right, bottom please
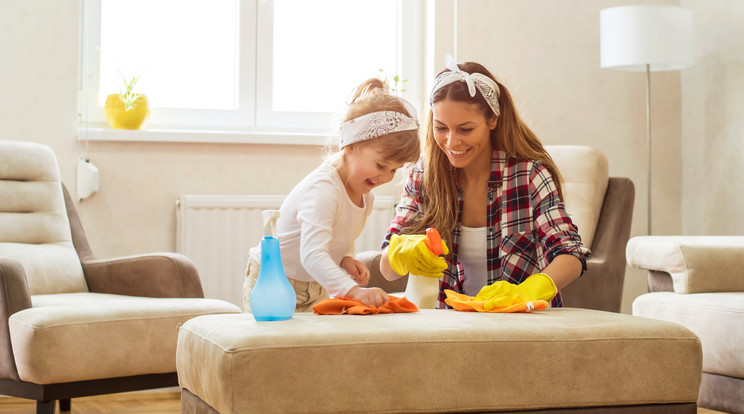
left=275, top=78, right=421, bottom=311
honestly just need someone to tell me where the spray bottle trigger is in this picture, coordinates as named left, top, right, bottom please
left=261, top=210, right=280, bottom=238
left=424, top=228, right=443, bottom=256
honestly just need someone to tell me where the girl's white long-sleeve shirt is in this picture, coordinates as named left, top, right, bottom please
left=277, top=161, right=373, bottom=297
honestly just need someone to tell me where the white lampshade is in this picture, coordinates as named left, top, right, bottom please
left=600, top=5, right=694, bottom=72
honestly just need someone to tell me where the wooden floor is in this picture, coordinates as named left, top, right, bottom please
left=0, top=392, right=180, bottom=414
left=0, top=392, right=731, bottom=413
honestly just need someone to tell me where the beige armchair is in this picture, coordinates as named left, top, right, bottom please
left=0, top=140, right=240, bottom=413
left=364, top=145, right=635, bottom=312
left=627, top=236, right=744, bottom=413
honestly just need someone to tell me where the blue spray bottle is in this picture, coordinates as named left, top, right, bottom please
left=249, top=210, right=296, bottom=321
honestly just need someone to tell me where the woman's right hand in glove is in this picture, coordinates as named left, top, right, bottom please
left=387, top=233, right=449, bottom=278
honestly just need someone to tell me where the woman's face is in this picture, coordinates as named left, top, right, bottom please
left=432, top=99, right=497, bottom=170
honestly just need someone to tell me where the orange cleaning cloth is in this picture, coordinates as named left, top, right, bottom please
left=313, top=296, right=418, bottom=315
left=444, top=290, right=548, bottom=313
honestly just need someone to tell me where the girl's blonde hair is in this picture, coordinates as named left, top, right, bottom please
left=405, top=62, right=564, bottom=248
left=327, top=78, right=421, bottom=166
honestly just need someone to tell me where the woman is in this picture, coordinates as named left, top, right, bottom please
left=379, top=60, right=590, bottom=309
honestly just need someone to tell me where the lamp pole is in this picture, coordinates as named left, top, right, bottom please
left=600, top=5, right=694, bottom=236
left=646, top=63, right=652, bottom=235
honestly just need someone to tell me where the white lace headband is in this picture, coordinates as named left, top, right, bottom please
left=430, top=57, right=501, bottom=116
left=338, top=97, right=419, bottom=149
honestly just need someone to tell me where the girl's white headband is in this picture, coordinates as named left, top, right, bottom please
left=430, top=57, right=501, bottom=116
left=338, top=97, right=419, bottom=149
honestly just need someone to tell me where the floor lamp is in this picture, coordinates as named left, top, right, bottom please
left=600, top=5, right=694, bottom=235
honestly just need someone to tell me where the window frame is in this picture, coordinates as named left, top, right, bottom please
left=78, top=0, right=423, bottom=144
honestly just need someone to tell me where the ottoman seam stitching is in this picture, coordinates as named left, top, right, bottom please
left=183, top=336, right=700, bottom=354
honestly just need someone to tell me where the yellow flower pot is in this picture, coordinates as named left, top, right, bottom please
left=104, top=94, right=150, bottom=129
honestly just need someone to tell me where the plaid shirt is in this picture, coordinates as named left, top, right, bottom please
left=382, top=149, right=590, bottom=308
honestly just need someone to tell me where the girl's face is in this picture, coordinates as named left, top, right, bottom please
left=343, top=143, right=404, bottom=198
left=432, top=98, right=497, bottom=170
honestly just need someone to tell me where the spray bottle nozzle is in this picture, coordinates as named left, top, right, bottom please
left=262, top=210, right=280, bottom=238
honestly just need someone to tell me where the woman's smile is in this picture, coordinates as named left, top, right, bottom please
left=447, top=148, right=471, bottom=158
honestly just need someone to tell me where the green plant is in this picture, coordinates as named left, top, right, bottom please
left=118, top=70, right=142, bottom=112
left=378, top=69, right=408, bottom=95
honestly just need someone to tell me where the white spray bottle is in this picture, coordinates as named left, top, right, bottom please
left=404, top=228, right=445, bottom=309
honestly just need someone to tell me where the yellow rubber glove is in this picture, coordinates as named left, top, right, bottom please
left=475, top=273, right=557, bottom=310
left=388, top=234, right=449, bottom=278
left=474, top=281, right=524, bottom=308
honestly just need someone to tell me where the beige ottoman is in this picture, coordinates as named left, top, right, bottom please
left=177, top=309, right=701, bottom=413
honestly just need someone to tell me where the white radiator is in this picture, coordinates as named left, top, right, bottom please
left=176, top=195, right=396, bottom=307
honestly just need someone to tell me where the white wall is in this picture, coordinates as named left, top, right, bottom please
left=2, top=0, right=742, bottom=313
left=681, top=0, right=744, bottom=235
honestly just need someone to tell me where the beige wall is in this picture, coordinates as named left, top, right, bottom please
left=681, top=0, right=744, bottom=235
left=2, top=0, right=741, bottom=313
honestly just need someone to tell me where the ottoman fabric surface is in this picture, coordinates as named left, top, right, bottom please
left=177, top=309, right=701, bottom=414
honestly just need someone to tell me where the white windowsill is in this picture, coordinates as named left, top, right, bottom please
left=77, top=127, right=330, bottom=146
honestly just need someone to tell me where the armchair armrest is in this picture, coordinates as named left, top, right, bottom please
left=83, top=252, right=205, bottom=298
left=626, top=236, right=744, bottom=294
left=356, top=250, right=407, bottom=294
left=0, top=258, right=32, bottom=380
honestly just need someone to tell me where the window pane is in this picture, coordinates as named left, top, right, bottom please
left=272, top=0, right=398, bottom=113
left=99, top=0, right=239, bottom=110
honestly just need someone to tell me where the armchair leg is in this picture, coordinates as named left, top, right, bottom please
left=59, top=398, right=71, bottom=411
left=36, top=400, right=55, bottom=414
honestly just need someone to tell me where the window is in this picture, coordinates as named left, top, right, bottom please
left=80, top=0, right=423, bottom=143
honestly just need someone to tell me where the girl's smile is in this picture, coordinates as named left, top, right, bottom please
left=340, top=143, right=404, bottom=205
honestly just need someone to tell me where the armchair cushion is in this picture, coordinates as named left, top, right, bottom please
left=633, top=291, right=744, bottom=379
left=0, top=242, right=87, bottom=295
left=0, top=141, right=87, bottom=294
left=626, top=236, right=744, bottom=294
left=9, top=292, right=239, bottom=384
left=545, top=145, right=609, bottom=248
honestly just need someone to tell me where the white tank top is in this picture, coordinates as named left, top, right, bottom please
left=458, top=226, right=488, bottom=296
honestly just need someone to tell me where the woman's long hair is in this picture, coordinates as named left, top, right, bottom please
left=404, top=62, right=563, bottom=249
